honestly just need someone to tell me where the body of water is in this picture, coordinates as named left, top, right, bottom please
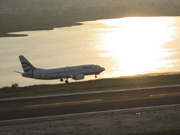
left=1, top=17, right=180, bottom=87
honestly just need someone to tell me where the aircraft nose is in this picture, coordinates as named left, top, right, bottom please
left=101, top=67, right=105, bottom=71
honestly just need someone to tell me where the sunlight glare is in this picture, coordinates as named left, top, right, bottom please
left=97, top=17, right=175, bottom=77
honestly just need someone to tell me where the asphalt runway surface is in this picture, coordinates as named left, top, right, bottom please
left=0, top=85, right=180, bottom=121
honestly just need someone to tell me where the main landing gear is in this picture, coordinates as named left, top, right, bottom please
left=65, top=79, right=69, bottom=84
left=95, top=75, right=97, bottom=78
left=60, top=78, right=69, bottom=84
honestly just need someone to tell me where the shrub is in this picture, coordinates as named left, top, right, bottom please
left=11, top=83, right=19, bottom=89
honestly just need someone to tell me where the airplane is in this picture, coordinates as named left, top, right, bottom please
left=17, top=55, right=105, bottom=83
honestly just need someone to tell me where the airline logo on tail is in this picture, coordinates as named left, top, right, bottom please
left=21, top=62, right=33, bottom=72
left=19, top=56, right=35, bottom=72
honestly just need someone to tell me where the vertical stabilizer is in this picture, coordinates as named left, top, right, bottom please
left=19, top=55, right=36, bottom=73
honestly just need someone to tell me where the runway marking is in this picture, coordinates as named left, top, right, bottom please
left=24, top=92, right=180, bottom=109
left=24, top=99, right=103, bottom=108
left=150, top=92, right=180, bottom=97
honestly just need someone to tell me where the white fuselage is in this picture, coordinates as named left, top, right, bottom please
left=22, top=64, right=105, bottom=80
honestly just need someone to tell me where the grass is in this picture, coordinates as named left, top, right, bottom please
left=1, top=73, right=180, bottom=98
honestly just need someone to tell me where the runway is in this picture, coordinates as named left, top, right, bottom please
left=0, top=85, right=180, bottom=121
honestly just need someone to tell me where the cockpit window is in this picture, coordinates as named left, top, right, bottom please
left=82, top=66, right=92, bottom=69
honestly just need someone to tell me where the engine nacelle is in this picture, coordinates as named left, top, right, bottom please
left=73, top=74, right=84, bottom=80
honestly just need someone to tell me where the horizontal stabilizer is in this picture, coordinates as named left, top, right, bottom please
left=14, top=71, right=23, bottom=74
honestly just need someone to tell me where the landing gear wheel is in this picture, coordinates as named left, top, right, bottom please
left=60, top=78, right=63, bottom=82
left=95, top=75, right=97, bottom=78
left=65, top=80, right=69, bottom=84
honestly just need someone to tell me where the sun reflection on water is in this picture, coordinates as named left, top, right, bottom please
left=97, top=17, right=175, bottom=77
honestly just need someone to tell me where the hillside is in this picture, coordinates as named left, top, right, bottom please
left=1, top=0, right=180, bottom=37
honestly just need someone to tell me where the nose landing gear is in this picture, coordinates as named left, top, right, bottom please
left=60, top=78, right=69, bottom=83
left=60, top=78, right=63, bottom=82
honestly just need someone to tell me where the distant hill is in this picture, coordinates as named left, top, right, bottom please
left=1, top=0, right=180, bottom=37
left=1, top=0, right=180, bottom=15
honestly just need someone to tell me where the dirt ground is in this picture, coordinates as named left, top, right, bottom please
left=0, top=105, right=180, bottom=135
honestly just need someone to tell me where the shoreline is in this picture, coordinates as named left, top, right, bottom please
left=1, top=13, right=180, bottom=38
left=0, top=21, right=83, bottom=38
left=1, top=0, right=180, bottom=38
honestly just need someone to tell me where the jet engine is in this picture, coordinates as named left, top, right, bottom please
left=73, top=74, right=84, bottom=80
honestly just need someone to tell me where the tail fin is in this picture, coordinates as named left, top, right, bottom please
left=19, top=55, right=36, bottom=73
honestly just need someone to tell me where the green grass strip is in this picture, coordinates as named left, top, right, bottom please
left=1, top=73, right=180, bottom=98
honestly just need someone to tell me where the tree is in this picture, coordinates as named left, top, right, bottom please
left=11, top=83, right=19, bottom=89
